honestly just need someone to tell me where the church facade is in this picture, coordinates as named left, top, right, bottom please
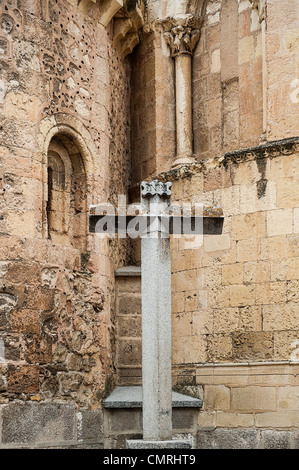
left=0, top=0, right=298, bottom=448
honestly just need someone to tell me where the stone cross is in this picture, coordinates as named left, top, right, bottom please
left=89, top=180, right=224, bottom=448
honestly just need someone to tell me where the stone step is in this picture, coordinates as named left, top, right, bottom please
left=103, top=386, right=203, bottom=409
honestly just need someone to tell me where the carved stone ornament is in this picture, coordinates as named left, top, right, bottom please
left=162, top=15, right=203, bottom=57
left=141, top=180, right=172, bottom=199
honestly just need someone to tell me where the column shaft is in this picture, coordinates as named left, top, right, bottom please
left=175, top=54, right=193, bottom=159
left=141, top=234, right=172, bottom=441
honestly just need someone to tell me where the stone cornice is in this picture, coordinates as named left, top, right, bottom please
left=113, top=0, right=145, bottom=57
left=129, top=138, right=299, bottom=194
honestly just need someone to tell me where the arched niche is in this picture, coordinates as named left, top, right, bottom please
left=39, top=114, right=97, bottom=252
left=46, top=135, right=88, bottom=251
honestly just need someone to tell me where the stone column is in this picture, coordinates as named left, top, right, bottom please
left=250, top=0, right=267, bottom=142
left=163, top=16, right=202, bottom=168
left=140, top=180, right=173, bottom=441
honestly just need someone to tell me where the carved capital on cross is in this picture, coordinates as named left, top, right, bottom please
left=141, top=180, right=172, bottom=199
left=162, top=15, right=203, bottom=57
left=249, top=0, right=266, bottom=22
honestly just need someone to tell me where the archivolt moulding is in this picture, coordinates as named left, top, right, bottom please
left=38, top=113, right=98, bottom=178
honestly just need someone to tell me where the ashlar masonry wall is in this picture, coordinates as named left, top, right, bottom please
left=117, top=140, right=299, bottom=448
left=171, top=141, right=299, bottom=447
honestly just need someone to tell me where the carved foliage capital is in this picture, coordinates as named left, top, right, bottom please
left=162, top=15, right=203, bottom=57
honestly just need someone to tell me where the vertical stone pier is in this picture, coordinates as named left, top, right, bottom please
left=140, top=180, right=173, bottom=442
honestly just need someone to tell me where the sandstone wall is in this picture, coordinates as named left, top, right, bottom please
left=118, top=140, right=299, bottom=445
left=0, top=0, right=131, bottom=420
left=131, top=0, right=299, bottom=181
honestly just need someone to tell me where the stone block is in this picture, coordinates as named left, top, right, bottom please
left=238, top=306, right=262, bottom=331
left=222, top=263, right=243, bottom=285
left=77, top=410, right=103, bottom=442
left=6, top=262, right=40, bottom=286
left=207, top=334, right=232, bottom=362
left=116, top=278, right=141, bottom=294
left=255, top=282, right=286, bottom=305
left=118, top=317, right=141, bottom=338
left=9, top=309, right=40, bottom=334
left=276, top=177, right=299, bottom=209
left=197, top=411, right=216, bottom=429
left=106, top=409, right=142, bottom=433
left=118, top=339, right=142, bottom=366
left=244, top=261, right=270, bottom=284
left=229, top=284, right=255, bottom=307
left=274, top=331, right=299, bottom=361
left=232, top=213, right=266, bottom=241
left=7, top=364, right=39, bottom=394
left=2, top=402, right=76, bottom=444
left=203, top=234, right=231, bottom=253
left=263, top=303, right=299, bottom=331
left=277, top=386, right=299, bottom=411
left=172, top=408, right=197, bottom=431
left=204, top=385, right=230, bottom=411
left=267, top=209, right=294, bottom=236
left=211, top=49, right=221, bottom=74
left=255, top=411, right=299, bottom=428
left=197, top=429, right=259, bottom=449
left=213, top=308, right=239, bottom=333
left=287, top=235, right=299, bottom=258
left=232, top=332, right=273, bottom=362
left=117, top=296, right=141, bottom=315
left=287, top=280, right=299, bottom=303
left=260, top=430, right=292, bottom=449
left=217, top=412, right=255, bottom=428
left=231, top=386, right=276, bottom=412
left=237, top=238, right=259, bottom=262
left=238, top=35, right=254, bottom=65
left=260, top=236, right=288, bottom=260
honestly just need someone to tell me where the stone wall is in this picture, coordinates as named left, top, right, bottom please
left=114, top=268, right=142, bottom=386
left=120, top=139, right=299, bottom=446
left=168, top=140, right=299, bottom=444
left=0, top=0, right=131, bottom=425
left=131, top=0, right=299, bottom=176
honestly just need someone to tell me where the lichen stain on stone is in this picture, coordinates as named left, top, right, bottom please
left=256, top=157, right=268, bottom=199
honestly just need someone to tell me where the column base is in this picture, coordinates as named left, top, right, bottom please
left=126, top=439, right=193, bottom=449
left=172, top=155, right=196, bottom=168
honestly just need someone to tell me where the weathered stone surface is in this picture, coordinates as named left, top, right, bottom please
left=77, top=410, right=103, bottom=442
left=127, top=439, right=192, bottom=449
left=2, top=402, right=76, bottom=444
left=260, top=430, right=292, bottom=449
left=197, top=429, right=260, bottom=449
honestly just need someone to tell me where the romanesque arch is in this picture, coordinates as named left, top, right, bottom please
left=38, top=114, right=98, bottom=249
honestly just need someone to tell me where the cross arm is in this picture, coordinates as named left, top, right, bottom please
left=89, top=204, right=224, bottom=235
